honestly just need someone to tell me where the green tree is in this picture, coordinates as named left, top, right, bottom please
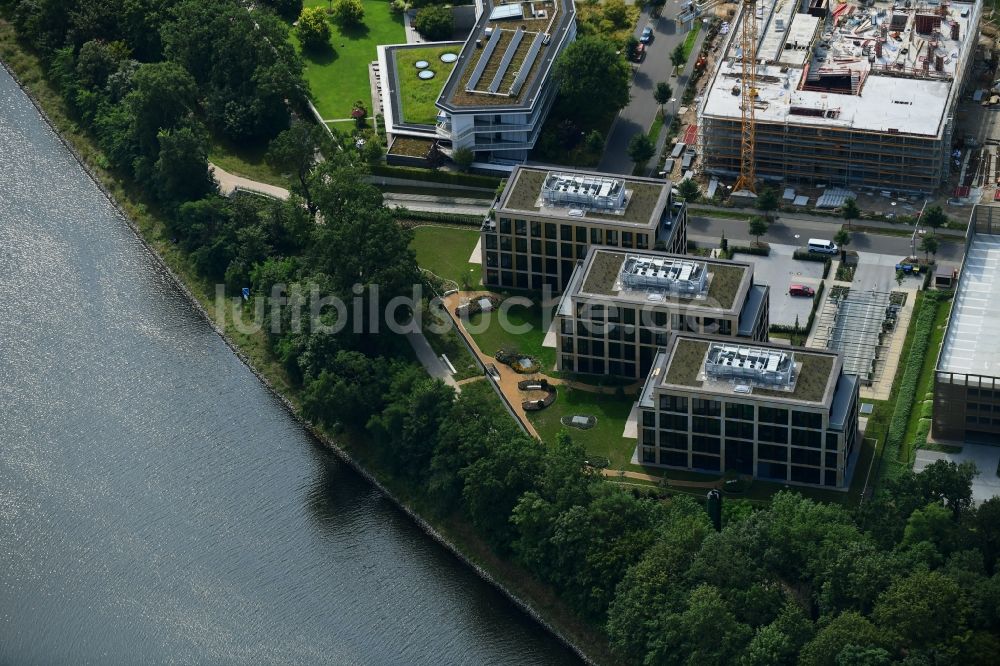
left=585, top=129, right=605, bottom=153
left=646, top=585, right=753, bottom=665
left=451, top=146, right=474, bottom=172
left=742, top=602, right=814, bottom=666
left=748, top=216, right=768, bottom=245
left=919, top=233, right=939, bottom=262
left=918, top=459, right=976, bottom=520
left=922, top=204, right=949, bottom=231
left=266, top=121, right=326, bottom=213
left=554, top=37, right=631, bottom=124
left=677, top=178, right=700, bottom=203
left=902, top=501, right=956, bottom=554
left=834, top=227, right=851, bottom=262
left=654, top=80, right=673, bottom=117
left=873, top=569, right=969, bottom=655
left=799, top=612, right=892, bottom=666
left=296, top=6, right=331, bottom=51
left=603, top=0, right=629, bottom=27
left=755, top=186, right=779, bottom=221
left=153, top=122, right=215, bottom=205
left=332, top=0, right=365, bottom=26
left=624, top=35, right=639, bottom=62
left=413, top=5, right=453, bottom=40
left=842, top=196, right=860, bottom=229
left=627, top=132, right=655, bottom=165
left=670, top=42, right=688, bottom=75
left=262, top=0, right=304, bottom=20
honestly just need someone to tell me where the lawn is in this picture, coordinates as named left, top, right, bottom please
left=208, top=137, right=290, bottom=188
left=467, top=299, right=556, bottom=370
left=394, top=45, right=457, bottom=125
left=293, top=0, right=405, bottom=121
left=681, top=19, right=702, bottom=59
left=904, top=294, right=953, bottom=462
left=410, top=225, right=481, bottom=287
left=528, top=386, right=637, bottom=466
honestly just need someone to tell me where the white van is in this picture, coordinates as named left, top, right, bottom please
left=807, top=238, right=838, bottom=254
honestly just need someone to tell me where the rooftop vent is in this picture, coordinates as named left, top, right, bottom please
left=705, top=343, right=795, bottom=387
left=542, top=172, right=627, bottom=211
left=619, top=256, right=707, bottom=294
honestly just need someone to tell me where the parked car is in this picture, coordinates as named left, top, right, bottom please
left=640, top=26, right=654, bottom=44
left=632, top=43, right=646, bottom=63
left=789, top=284, right=815, bottom=297
left=807, top=238, right=838, bottom=254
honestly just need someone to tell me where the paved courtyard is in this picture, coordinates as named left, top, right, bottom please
left=914, top=444, right=1000, bottom=505
left=740, top=243, right=823, bottom=327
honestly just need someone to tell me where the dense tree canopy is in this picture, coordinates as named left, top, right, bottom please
left=553, top=36, right=630, bottom=124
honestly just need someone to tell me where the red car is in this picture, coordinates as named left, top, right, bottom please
left=789, top=284, right=815, bottom=297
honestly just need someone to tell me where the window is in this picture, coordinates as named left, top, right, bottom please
left=758, top=425, right=788, bottom=444
left=643, top=447, right=656, bottom=463
left=692, top=435, right=720, bottom=454
left=606, top=230, right=618, bottom=245
left=692, top=454, right=720, bottom=472
left=725, top=420, right=754, bottom=439
left=531, top=239, right=541, bottom=254
left=758, top=443, right=788, bottom=461
left=692, top=399, right=721, bottom=417
left=692, top=416, right=721, bottom=436
left=718, top=319, right=732, bottom=336
left=622, top=231, right=633, bottom=247
left=726, top=403, right=754, bottom=420
left=561, top=225, right=572, bottom=241
left=544, top=223, right=556, bottom=239
left=826, top=433, right=840, bottom=450
left=514, top=219, right=527, bottom=235
left=515, top=238, right=527, bottom=252
left=792, top=411, right=822, bottom=429
left=790, top=466, right=821, bottom=485
left=499, top=218, right=511, bottom=233
left=500, top=237, right=512, bottom=251
left=576, top=226, right=586, bottom=243
left=530, top=221, right=541, bottom=237
left=791, top=428, right=821, bottom=448
left=660, top=450, right=687, bottom=466
left=825, top=451, right=838, bottom=467
left=758, top=407, right=789, bottom=424
left=661, top=430, right=688, bottom=450
left=758, top=461, right=787, bottom=481
left=642, top=410, right=655, bottom=427
left=659, top=395, right=688, bottom=413
left=790, top=448, right=821, bottom=466
left=591, top=228, right=602, bottom=244
left=561, top=242, right=573, bottom=257
left=485, top=235, right=498, bottom=249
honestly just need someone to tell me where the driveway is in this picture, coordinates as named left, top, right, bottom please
left=739, top=243, right=824, bottom=327
left=598, top=11, right=689, bottom=174
left=914, top=444, right=1000, bottom=504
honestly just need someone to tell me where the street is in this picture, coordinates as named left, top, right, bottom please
left=688, top=214, right=966, bottom=264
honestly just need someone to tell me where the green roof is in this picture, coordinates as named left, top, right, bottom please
left=664, top=340, right=710, bottom=387
left=500, top=168, right=666, bottom=227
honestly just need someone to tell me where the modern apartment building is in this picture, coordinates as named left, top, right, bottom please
left=483, top=167, right=688, bottom=291
left=934, top=205, right=1000, bottom=443
left=554, top=249, right=769, bottom=379
left=636, top=334, right=861, bottom=489
left=698, top=0, right=981, bottom=193
left=434, top=0, right=577, bottom=167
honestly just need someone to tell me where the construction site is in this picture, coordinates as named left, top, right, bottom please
left=698, top=0, right=983, bottom=193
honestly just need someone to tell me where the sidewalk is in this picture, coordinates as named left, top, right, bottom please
left=210, top=162, right=290, bottom=200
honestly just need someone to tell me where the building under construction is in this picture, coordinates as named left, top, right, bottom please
left=699, top=0, right=982, bottom=193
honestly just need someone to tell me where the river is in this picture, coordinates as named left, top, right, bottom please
left=0, top=66, right=580, bottom=665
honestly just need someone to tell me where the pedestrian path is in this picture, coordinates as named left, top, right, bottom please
left=210, top=162, right=290, bottom=200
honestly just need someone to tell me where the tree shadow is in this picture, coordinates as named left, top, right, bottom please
left=304, top=43, right=339, bottom=66
left=339, top=22, right=371, bottom=41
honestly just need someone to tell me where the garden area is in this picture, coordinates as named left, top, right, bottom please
left=466, top=299, right=556, bottom=371
left=393, top=45, right=458, bottom=125
left=410, top=225, right=480, bottom=287
left=291, top=0, right=404, bottom=122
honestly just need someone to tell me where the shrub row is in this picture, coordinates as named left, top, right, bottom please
left=793, top=249, right=833, bottom=264
left=371, top=163, right=501, bottom=189
left=731, top=244, right=770, bottom=256
left=885, top=297, right=940, bottom=464
left=391, top=207, right=484, bottom=226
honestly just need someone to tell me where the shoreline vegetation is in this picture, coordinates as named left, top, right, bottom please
left=0, top=20, right=605, bottom=666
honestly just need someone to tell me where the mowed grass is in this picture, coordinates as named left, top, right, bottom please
left=293, top=0, right=405, bottom=120
left=528, top=387, right=636, bottom=466
left=394, top=45, right=457, bottom=125
left=410, top=225, right=480, bottom=286
left=208, top=137, right=290, bottom=188
left=467, top=299, right=556, bottom=370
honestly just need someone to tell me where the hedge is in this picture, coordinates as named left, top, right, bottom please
left=884, top=296, right=940, bottom=466
left=371, top=164, right=502, bottom=189
left=769, top=282, right=825, bottom=336
left=731, top=244, right=770, bottom=256
left=392, top=207, right=483, bottom=226
left=793, top=249, right=834, bottom=264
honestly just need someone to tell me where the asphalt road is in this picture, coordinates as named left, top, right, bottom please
left=598, top=11, right=689, bottom=174
left=688, top=214, right=966, bottom=263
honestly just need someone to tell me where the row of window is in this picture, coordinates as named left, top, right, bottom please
left=647, top=425, right=836, bottom=451
left=641, top=446, right=839, bottom=486
left=564, top=315, right=736, bottom=335
left=495, top=219, right=649, bottom=248
left=655, top=398, right=823, bottom=428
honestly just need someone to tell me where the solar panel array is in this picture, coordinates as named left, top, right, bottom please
left=466, top=27, right=503, bottom=91
left=488, top=28, right=526, bottom=93
left=509, top=32, right=544, bottom=96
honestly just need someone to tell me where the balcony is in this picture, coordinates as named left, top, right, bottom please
left=472, top=120, right=535, bottom=133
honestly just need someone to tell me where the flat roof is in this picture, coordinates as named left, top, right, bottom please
left=939, top=232, right=1000, bottom=377
left=498, top=166, right=673, bottom=228
left=436, top=0, right=576, bottom=112
left=567, top=248, right=751, bottom=312
left=701, top=0, right=980, bottom=137
left=656, top=334, right=840, bottom=404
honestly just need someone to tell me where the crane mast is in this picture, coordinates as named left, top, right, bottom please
left=734, top=0, right=758, bottom=194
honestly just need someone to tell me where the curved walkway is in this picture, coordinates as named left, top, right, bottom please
left=601, top=468, right=724, bottom=489
left=210, top=162, right=290, bottom=200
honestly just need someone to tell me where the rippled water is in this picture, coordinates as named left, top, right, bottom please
left=0, top=67, right=580, bottom=665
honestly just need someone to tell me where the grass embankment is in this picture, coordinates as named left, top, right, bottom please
left=0, top=22, right=615, bottom=664
left=528, top=387, right=636, bottom=468
left=293, top=0, right=405, bottom=122
left=410, top=225, right=480, bottom=286
left=394, top=45, right=456, bottom=125
left=209, top=136, right=291, bottom=189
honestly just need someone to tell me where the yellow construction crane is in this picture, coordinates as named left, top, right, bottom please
left=734, top=0, right=759, bottom=194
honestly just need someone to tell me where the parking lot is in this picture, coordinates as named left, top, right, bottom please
left=741, top=243, right=824, bottom=327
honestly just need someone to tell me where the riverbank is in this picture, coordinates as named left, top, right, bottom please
left=0, top=21, right=608, bottom=666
